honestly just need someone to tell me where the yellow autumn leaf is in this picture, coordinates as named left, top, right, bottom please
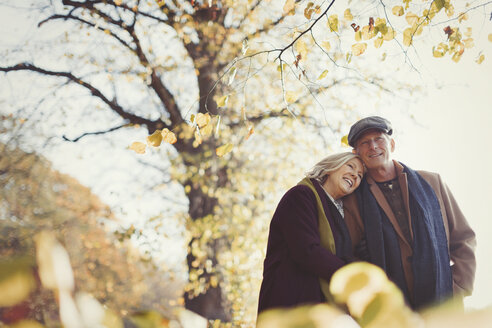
left=464, top=27, right=472, bottom=38
left=246, top=125, right=254, bottom=140
left=344, top=9, right=353, bottom=21
left=330, top=262, right=390, bottom=306
left=190, top=113, right=195, bottom=123
left=104, top=29, right=111, bottom=35
left=201, top=123, right=213, bottom=136
left=194, top=130, right=203, bottom=145
left=446, top=4, right=455, bottom=17
left=361, top=25, right=375, bottom=40
left=463, top=38, right=474, bottom=49
left=452, top=50, right=463, bottom=63
left=374, top=18, right=387, bottom=32
left=405, top=12, right=418, bottom=26
left=403, top=28, right=413, bottom=47
left=321, top=41, right=331, bottom=52
left=432, top=43, right=448, bottom=57
left=383, top=27, right=396, bottom=41
left=161, top=128, right=177, bottom=144
left=374, top=37, right=384, bottom=48
left=35, top=231, right=74, bottom=291
left=381, top=52, right=387, bottom=61
left=433, top=47, right=445, bottom=58
left=328, top=15, right=339, bottom=32
left=346, top=52, right=352, bottom=63
left=195, top=112, right=211, bottom=128
left=277, top=63, right=287, bottom=72
left=130, top=141, right=146, bottom=154
left=114, top=0, right=122, bottom=5
left=355, top=30, right=362, bottom=42
left=392, top=6, right=404, bottom=16
left=489, top=34, right=492, bottom=42
left=216, top=143, right=233, bottom=157
left=283, top=0, right=295, bottom=16
left=341, top=135, right=349, bottom=147
left=215, top=95, right=228, bottom=107
left=317, top=70, right=329, bottom=80
left=458, top=12, right=468, bottom=23
left=228, top=67, right=237, bottom=85
left=8, top=320, right=45, bottom=328
left=285, top=91, right=299, bottom=103
left=0, top=269, right=35, bottom=307
left=476, top=54, right=485, bottom=64
left=352, top=43, right=367, bottom=56
left=295, top=39, right=308, bottom=59
left=210, top=275, right=219, bottom=288
left=304, top=2, right=314, bottom=20
left=146, top=129, right=162, bottom=147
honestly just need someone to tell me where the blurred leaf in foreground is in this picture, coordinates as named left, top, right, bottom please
left=421, top=301, right=492, bottom=328
left=330, top=262, right=420, bottom=327
left=130, top=310, right=170, bottom=328
left=7, top=320, right=45, bottom=328
left=0, top=258, right=36, bottom=307
left=257, top=304, right=358, bottom=328
left=35, top=231, right=74, bottom=291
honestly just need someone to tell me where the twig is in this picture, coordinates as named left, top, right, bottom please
left=62, top=123, right=129, bottom=142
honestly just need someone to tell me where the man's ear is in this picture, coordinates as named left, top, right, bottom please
left=390, top=138, right=395, bottom=152
left=352, top=148, right=357, bottom=154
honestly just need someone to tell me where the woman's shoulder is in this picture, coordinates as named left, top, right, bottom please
left=281, top=183, right=317, bottom=202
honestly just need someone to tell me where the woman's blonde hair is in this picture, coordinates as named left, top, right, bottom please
left=305, top=152, right=363, bottom=184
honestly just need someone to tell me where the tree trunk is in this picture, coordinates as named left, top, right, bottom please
left=184, top=241, right=229, bottom=321
left=183, top=177, right=230, bottom=321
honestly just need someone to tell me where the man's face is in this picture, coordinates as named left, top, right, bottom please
left=353, top=129, right=395, bottom=170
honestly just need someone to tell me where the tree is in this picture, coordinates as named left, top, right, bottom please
left=1, top=0, right=490, bottom=323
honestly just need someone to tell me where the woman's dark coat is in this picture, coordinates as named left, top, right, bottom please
left=257, top=179, right=352, bottom=313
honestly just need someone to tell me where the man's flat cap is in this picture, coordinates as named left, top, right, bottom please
left=348, top=116, right=393, bottom=147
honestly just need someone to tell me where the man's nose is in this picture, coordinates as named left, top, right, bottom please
left=368, top=139, right=378, bottom=149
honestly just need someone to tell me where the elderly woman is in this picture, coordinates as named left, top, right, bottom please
left=257, top=152, right=364, bottom=313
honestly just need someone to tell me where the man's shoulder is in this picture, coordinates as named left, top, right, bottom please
left=415, top=170, right=441, bottom=183
left=416, top=169, right=439, bottom=178
left=414, top=170, right=445, bottom=194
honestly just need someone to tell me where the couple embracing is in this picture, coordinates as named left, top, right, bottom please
left=258, top=116, right=476, bottom=314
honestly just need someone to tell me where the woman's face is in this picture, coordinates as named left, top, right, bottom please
left=323, top=158, right=364, bottom=200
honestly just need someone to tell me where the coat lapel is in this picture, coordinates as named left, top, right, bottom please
left=367, top=162, right=413, bottom=248
left=397, top=168, right=414, bottom=241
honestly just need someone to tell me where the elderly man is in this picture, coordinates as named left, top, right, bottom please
left=343, top=116, right=476, bottom=310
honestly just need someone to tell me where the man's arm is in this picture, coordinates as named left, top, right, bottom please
left=437, top=174, right=477, bottom=296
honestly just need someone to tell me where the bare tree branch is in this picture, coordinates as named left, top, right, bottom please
left=125, top=24, right=184, bottom=125
left=62, top=123, right=129, bottom=142
left=38, top=13, right=134, bottom=51
left=275, top=0, right=336, bottom=62
left=38, top=1, right=183, bottom=127
left=431, top=1, right=492, bottom=26
left=235, top=0, right=264, bottom=29
left=0, top=63, right=165, bottom=131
